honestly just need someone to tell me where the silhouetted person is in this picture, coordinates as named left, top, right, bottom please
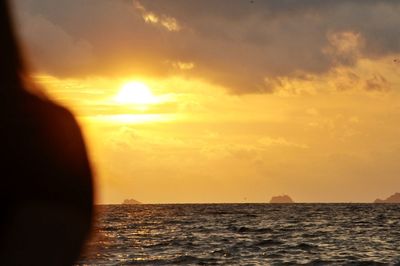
left=0, top=1, right=93, bottom=265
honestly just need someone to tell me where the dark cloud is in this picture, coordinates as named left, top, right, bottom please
left=364, top=74, right=390, bottom=92
left=13, top=0, right=400, bottom=93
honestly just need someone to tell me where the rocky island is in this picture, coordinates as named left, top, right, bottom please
left=269, top=194, right=295, bottom=203
left=122, top=198, right=142, bottom=205
left=374, top=193, right=400, bottom=203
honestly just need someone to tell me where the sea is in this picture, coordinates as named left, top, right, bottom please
left=77, top=204, right=400, bottom=265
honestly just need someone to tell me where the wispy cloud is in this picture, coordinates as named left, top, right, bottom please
left=134, top=0, right=181, bottom=32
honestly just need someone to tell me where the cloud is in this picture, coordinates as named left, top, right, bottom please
left=134, top=1, right=182, bottom=32
left=364, top=74, right=389, bottom=92
left=258, top=137, right=308, bottom=149
left=16, top=9, right=94, bottom=75
left=14, top=0, right=400, bottom=93
left=324, top=31, right=363, bottom=66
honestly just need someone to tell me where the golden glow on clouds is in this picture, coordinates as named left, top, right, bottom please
left=86, top=114, right=179, bottom=124
left=32, top=54, right=400, bottom=204
left=17, top=0, right=400, bottom=205
left=169, top=61, right=195, bottom=70
left=134, top=1, right=181, bottom=32
left=325, top=31, right=363, bottom=58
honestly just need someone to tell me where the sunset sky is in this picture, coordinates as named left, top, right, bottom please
left=13, top=0, right=400, bottom=204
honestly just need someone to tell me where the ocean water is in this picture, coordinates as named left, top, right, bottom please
left=78, top=204, right=400, bottom=265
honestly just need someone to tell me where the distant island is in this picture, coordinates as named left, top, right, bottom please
left=374, top=193, right=400, bottom=203
left=122, top=198, right=142, bottom=205
left=269, top=194, right=294, bottom=203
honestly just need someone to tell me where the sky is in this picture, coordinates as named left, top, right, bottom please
left=12, top=0, right=400, bottom=203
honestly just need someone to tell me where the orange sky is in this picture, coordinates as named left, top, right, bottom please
left=13, top=0, right=400, bottom=203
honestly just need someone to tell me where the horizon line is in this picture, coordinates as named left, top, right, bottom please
left=95, top=202, right=396, bottom=205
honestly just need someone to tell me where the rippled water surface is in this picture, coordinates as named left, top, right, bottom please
left=78, top=204, right=400, bottom=265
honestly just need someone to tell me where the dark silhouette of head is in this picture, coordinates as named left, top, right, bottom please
left=0, top=1, right=24, bottom=93
left=0, top=1, right=94, bottom=265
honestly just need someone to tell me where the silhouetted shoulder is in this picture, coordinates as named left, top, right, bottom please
left=22, top=92, right=80, bottom=133
left=0, top=92, right=93, bottom=265
left=28, top=93, right=93, bottom=207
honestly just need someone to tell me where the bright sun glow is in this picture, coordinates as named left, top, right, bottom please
left=115, top=82, right=158, bottom=104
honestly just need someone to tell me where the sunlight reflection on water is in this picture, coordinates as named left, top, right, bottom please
left=78, top=204, right=400, bottom=265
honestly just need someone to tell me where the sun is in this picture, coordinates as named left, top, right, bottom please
left=115, top=82, right=158, bottom=104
